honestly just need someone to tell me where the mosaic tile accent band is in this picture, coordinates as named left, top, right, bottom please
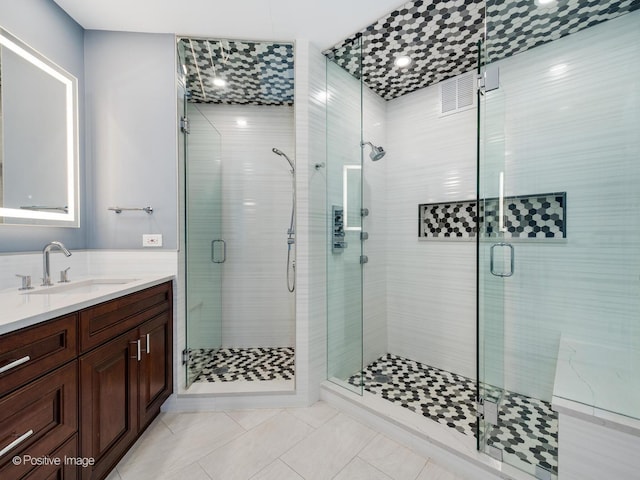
left=349, top=354, right=558, bottom=474
left=179, top=39, right=294, bottom=106
left=418, top=192, right=566, bottom=240
left=323, top=0, right=638, bottom=101
left=189, top=347, right=294, bottom=382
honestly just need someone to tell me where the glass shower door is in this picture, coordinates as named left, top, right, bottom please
left=184, top=102, right=223, bottom=388
left=326, top=37, right=364, bottom=394
left=476, top=47, right=509, bottom=462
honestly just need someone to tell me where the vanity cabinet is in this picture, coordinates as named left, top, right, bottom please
left=79, top=282, right=173, bottom=480
left=0, top=280, right=173, bottom=480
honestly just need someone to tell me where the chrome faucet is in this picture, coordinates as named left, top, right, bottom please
left=42, top=241, right=72, bottom=286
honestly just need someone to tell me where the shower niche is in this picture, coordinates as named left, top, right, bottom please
left=177, top=37, right=296, bottom=393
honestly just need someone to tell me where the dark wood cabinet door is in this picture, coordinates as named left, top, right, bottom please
left=138, top=311, right=173, bottom=430
left=79, top=331, right=139, bottom=480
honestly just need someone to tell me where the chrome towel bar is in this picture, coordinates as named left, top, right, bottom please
left=108, top=206, right=153, bottom=214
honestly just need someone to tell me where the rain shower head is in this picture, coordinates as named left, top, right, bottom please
left=361, top=141, right=386, bottom=161
left=272, top=147, right=295, bottom=172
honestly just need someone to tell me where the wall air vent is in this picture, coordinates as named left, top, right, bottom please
left=440, top=71, right=476, bottom=116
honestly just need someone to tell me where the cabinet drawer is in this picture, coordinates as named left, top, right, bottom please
left=0, top=362, right=78, bottom=479
left=79, top=282, right=171, bottom=353
left=0, top=314, right=77, bottom=397
left=21, top=434, right=79, bottom=480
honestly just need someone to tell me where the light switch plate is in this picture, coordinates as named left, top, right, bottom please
left=142, top=234, right=162, bottom=247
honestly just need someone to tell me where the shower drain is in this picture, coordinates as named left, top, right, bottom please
left=212, top=366, right=230, bottom=375
left=373, top=374, right=391, bottom=383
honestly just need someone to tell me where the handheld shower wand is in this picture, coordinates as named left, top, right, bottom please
left=272, top=147, right=296, bottom=292
left=272, top=148, right=295, bottom=172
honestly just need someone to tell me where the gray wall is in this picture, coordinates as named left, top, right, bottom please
left=84, top=30, right=178, bottom=249
left=0, top=0, right=86, bottom=251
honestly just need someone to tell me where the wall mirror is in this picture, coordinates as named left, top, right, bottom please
left=0, top=27, right=79, bottom=227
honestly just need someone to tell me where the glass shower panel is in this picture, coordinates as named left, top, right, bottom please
left=326, top=37, right=364, bottom=394
left=184, top=103, right=223, bottom=388
left=479, top=3, right=640, bottom=477
left=477, top=37, right=507, bottom=457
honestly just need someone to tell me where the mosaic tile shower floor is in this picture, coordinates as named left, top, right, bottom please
left=348, top=354, right=558, bottom=474
left=189, top=347, right=294, bottom=383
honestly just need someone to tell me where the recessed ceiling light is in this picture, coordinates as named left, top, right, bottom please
left=213, top=77, right=226, bottom=87
left=236, top=119, right=247, bottom=127
left=535, top=0, right=557, bottom=7
left=394, top=55, right=412, bottom=68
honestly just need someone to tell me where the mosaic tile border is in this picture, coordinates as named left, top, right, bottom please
left=189, top=347, right=294, bottom=382
left=349, top=353, right=558, bottom=474
left=418, top=192, right=566, bottom=240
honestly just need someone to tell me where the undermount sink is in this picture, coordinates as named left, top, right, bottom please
left=24, top=278, right=138, bottom=295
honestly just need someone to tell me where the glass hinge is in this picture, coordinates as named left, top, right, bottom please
left=535, top=465, right=553, bottom=480
left=487, top=445, right=503, bottom=461
left=180, top=116, right=190, bottom=134
left=181, top=349, right=190, bottom=365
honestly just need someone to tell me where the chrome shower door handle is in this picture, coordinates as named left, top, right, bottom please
left=490, top=243, right=514, bottom=277
left=211, top=239, right=226, bottom=263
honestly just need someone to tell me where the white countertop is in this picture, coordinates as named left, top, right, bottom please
left=0, top=274, right=174, bottom=335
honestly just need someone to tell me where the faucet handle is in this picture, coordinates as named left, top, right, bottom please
left=16, top=274, right=33, bottom=291
left=59, top=267, right=71, bottom=283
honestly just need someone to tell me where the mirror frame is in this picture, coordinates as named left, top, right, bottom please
left=0, top=27, right=79, bottom=227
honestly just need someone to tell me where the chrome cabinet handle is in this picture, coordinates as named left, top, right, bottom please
left=0, top=429, right=34, bottom=457
left=211, top=239, right=226, bottom=263
left=0, top=356, right=31, bottom=374
left=490, top=243, right=514, bottom=277
left=146, top=334, right=150, bottom=355
left=130, top=340, right=141, bottom=361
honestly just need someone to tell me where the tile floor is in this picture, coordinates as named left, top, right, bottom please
left=349, top=354, right=558, bottom=474
left=106, top=401, right=468, bottom=480
left=189, top=347, right=295, bottom=383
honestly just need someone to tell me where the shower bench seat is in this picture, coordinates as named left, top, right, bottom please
left=551, top=338, right=640, bottom=480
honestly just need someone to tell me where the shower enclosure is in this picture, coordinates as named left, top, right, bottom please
left=325, top=2, right=639, bottom=479
left=178, top=37, right=297, bottom=393
left=477, top=4, right=640, bottom=477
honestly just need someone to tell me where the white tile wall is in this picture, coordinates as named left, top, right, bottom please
left=362, top=84, right=389, bottom=368
left=386, top=72, right=477, bottom=380
left=303, top=41, right=330, bottom=401
left=192, top=103, right=295, bottom=348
